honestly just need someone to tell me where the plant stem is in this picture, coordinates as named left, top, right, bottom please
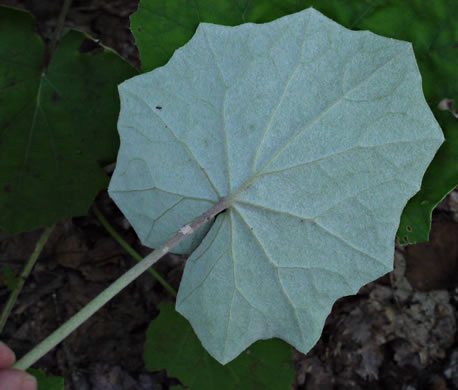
left=0, top=226, right=54, bottom=334
left=92, top=205, right=177, bottom=297
left=45, top=0, right=73, bottom=68
left=13, top=197, right=230, bottom=370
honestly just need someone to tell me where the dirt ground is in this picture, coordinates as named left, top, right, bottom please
left=0, top=1, right=457, bottom=389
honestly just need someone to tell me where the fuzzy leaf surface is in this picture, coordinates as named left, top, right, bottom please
left=110, top=8, right=443, bottom=363
left=132, top=0, right=457, bottom=244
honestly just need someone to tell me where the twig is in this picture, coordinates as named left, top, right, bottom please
left=92, top=204, right=177, bottom=297
left=0, top=226, right=54, bottom=334
left=13, top=197, right=229, bottom=370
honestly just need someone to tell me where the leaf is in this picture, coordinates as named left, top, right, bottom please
left=132, top=0, right=303, bottom=73
left=144, top=303, right=294, bottom=390
left=0, top=6, right=136, bottom=234
left=27, top=368, right=64, bottom=390
left=110, top=8, right=443, bottom=363
left=0, top=266, right=19, bottom=291
left=131, top=0, right=457, bottom=244
left=310, top=1, right=458, bottom=244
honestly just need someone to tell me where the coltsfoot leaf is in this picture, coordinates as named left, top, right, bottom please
left=132, top=0, right=458, bottom=244
left=110, top=8, right=443, bottom=363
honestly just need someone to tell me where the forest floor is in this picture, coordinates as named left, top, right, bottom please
left=0, top=1, right=457, bottom=389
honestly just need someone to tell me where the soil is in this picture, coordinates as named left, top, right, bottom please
left=0, top=1, right=457, bottom=389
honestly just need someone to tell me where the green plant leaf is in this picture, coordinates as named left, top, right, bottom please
left=0, top=266, right=20, bottom=291
left=132, top=0, right=303, bottom=73
left=27, top=368, right=64, bottom=390
left=144, top=303, right=294, bottom=389
left=110, top=8, right=443, bottom=363
left=131, top=0, right=457, bottom=244
left=0, top=6, right=136, bottom=234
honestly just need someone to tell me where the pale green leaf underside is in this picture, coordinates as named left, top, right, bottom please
left=109, top=8, right=443, bottom=364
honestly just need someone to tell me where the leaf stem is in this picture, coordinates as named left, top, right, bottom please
left=45, top=0, right=73, bottom=68
left=0, top=226, right=54, bottom=334
left=13, top=197, right=230, bottom=370
left=92, top=205, right=177, bottom=297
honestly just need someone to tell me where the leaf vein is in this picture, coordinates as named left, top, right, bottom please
left=251, top=16, right=311, bottom=172
left=313, top=220, right=387, bottom=268
left=121, top=87, right=221, bottom=197
left=176, top=216, right=228, bottom=306
left=233, top=208, right=306, bottom=345
left=110, top=185, right=215, bottom=203
left=259, top=50, right=404, bottom=174
left=201, top=26, right=232, bottom=193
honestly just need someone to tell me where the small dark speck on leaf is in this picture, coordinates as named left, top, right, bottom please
left=138, top=28, right=142, bottom=32
left=407, top=226, right=412, bottom=231
left=52, top=92, right=60, bottom=102
left=3, top=184, right=12, bottom=193
left=156, top=106, right=162, bottom=110
left=403, top=236, right=408, bottom=243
